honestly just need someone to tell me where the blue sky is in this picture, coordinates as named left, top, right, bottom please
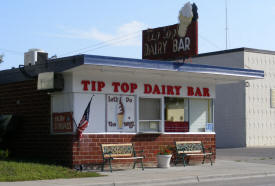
left=1, top=0, right=275, bottom=70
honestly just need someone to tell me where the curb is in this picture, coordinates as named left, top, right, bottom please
left=75, top=172, right=275, bottom=186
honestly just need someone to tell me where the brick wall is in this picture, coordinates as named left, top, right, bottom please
left=0, top=80, right=74, bottom=165
left=0, top=80, right=216, bottom=168
left=73, top=134, right=215, bottom=168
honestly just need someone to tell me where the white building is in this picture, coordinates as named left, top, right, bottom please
left=192, top=48, right=275, bottom=147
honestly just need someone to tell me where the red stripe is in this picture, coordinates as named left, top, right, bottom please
left=78, top=121, right=88, bottom=130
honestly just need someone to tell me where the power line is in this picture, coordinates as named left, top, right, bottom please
left=0, top=48, right=23, bottom=56
left=60, top=30, right=143, bottom=57
left=81, top=32, right=141, bottom=54
left=198, top=34, right=222, bottom=50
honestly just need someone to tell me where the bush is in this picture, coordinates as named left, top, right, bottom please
left=0, top=149, right=9, bottom=159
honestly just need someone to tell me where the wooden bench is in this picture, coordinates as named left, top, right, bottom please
left=174, top=141, right=213, bottom=166
left=101, top=143, right=145, bottom=172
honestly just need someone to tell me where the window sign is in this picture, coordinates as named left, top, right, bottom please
left=164, top=97, right=189, bottom=132
left=52, top=112, right=74, bottom=133
left=205, top=123, right=214, bottom=132
left=106, top=95, right=136, bottom=132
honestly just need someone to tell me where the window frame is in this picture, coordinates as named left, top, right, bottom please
left=137, top=96, right=163, bottom=133
left=137, top=96, right=214, bottom=134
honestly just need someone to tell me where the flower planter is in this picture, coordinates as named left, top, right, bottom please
left=157, top=154, right=172, bottom=168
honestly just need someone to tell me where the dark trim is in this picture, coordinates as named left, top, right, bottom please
left=193, top=47, right=275, bottom=58
left=0, top=55, right=84, bottom=84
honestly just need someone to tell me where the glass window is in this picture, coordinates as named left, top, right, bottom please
left=139, top=98, right=161, bottom=132
left=164, top=97, right=189, bottom=132
left=189, top=99, right=213, bottom=132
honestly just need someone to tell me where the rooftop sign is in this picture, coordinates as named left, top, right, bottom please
left=142, top=2, right=198, bottom=60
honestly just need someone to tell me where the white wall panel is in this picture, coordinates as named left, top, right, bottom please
left=73, top=93, right=105, bottom=133
left=245, top=52, right=275, bottom=147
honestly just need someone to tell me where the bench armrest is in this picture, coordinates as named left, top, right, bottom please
left=103, top=151, right=113, bottom=159
left=134, top=149, right=145, bottom=158
left=203, top=147, right=212, bottom=153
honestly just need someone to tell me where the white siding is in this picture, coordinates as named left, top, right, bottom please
left=245, top=52, right=275, bottom=147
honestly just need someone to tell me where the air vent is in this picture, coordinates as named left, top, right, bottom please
left=24, top=49, right=48, bottom=66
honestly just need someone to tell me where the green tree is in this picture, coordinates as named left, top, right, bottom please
left=0, top=54, right=3, bottom=64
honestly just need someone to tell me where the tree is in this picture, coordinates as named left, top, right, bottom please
left=0, top=54, right=3, bottom=64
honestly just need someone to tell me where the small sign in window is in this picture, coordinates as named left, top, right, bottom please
left=205, top=123, right=214, bottom=132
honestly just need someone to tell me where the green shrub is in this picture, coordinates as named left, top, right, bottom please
left=0, top=149, right=9, bottom=159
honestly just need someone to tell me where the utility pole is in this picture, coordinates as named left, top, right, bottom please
left=225, top=0, right=228, bottom=49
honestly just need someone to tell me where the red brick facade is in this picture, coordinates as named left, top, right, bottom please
left=0, top=80, right=74, bottom=165
left=0, top=80, right=215, bottom=168
left=74, top=134, right=215, bottom=168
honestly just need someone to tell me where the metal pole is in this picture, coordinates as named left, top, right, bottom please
left=225, top=0, right=228, bottom=49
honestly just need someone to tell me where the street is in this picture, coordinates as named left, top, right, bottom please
left=179, top=176, right=275, bottom=186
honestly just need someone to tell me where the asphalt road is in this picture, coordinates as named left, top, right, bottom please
left=216, top=147, right=275, bottom=165
left=178, top=176, right=275, bottom=186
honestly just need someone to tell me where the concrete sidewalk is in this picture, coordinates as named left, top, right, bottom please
left=1, top=159, right=275, bottom=186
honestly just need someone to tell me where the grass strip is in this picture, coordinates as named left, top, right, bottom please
left=0, top=160, right=101, bottom=182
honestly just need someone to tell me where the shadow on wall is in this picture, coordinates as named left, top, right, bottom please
left=131, top=134, right=161, bottom=142
left=0, top=115, right=20, bottom=151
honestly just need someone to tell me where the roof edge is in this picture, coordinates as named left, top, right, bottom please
left=193, top=47, right=275, bottom=58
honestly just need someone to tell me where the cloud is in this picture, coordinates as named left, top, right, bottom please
left=55, top=21, right=148, bottom=47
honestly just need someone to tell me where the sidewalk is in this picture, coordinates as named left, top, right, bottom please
left=1, top=159, right=275, bottom=186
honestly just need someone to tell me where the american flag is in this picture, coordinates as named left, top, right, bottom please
left=77, top=96, right=93, bottom=139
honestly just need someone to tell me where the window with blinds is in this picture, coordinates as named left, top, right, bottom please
left=189, top=99, right=213, bottom=132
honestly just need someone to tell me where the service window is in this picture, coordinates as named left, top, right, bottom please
left=189, top=99, right=213, bottom=132
left=139, top=98, right=161, bottom=132
left=164, top=97, right=189, bottom=132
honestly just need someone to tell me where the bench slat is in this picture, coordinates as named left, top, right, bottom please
left=113, top=157, right=144, bottom=160
left=185, top=153, right=212, bottom=156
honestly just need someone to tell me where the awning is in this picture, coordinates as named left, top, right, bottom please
left=64, top=54, right=264, bottom=85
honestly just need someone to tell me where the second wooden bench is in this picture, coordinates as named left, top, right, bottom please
left=174, top=141, right=213, bottom=166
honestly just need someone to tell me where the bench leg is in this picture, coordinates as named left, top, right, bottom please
left=133, top=159, right=136, bottom=169
left=183, top=154, right=187, bottom=167
left=101, top=159, right=105, bottom=172
left=140, top=158, right=144, bottom=170
left=108, top=159, right=113, bottom=172
left=202, top=155, right=206, bottom=164
left=174, top=155, right=178, bottom=166
left=133, top=159, right=144, bottom=170
left=209, top=155, right=213, bottom=166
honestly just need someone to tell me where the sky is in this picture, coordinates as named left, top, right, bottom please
left=1, top=0, right=275, bottom=70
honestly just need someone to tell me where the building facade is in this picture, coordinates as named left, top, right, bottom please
left=192, top=48, right=275, bottom=147
left=0, top=54, right=263, bottom=168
